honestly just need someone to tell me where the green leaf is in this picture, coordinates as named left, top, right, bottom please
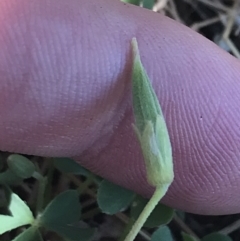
left=7, top=154, right=35, bottom=179
left=12, top=227, right=43, bottom=241
left=0, top=169, right=23, bottom=185
left=54, top=158, right=102, bottom=184
left=182, top=232, right=197, bottom=241
left=151, top=226, right=173, bottom=241
left=97, top=180, right=135, bottom=215
left=142, top=0, right=155, bottom=9
left=202, top=233, right=232, bottom=241
left=121, top=0, right=142, bottom=5
left=0, top=192, right=34, bottom=235
left=130, top=195, right=174, bottom=228
left=54, top=158, right=90, bottom=176
left=51, top=225, right=95, bottom=241
left=39, top=190, right=92, bottom=240
left=40, top=190, right=81, bottom=227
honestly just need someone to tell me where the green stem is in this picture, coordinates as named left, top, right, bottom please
left=124, top=185, right=168, bottom=241
left=43, top=159, right=55, bottom=207
left=33, top=171, right=48, bottom=214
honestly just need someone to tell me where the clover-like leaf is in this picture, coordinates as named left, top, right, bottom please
left=130, top=195, right=174, bottom=228
left=39, top=190, right=93, bottom=240
left=151, top=226, right=173, bottom=241
left=40, top=190, right=81, bottom=227
left=0, top=192, right=34, bottom=235
left=97, top=180, right=135, bottom=215
left=7, top=154, right=35, bottom=179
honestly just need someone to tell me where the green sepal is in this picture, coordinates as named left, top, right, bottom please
left=131, top=38, right=162, bottom=133
left=131, top=38, right=173, bottom=187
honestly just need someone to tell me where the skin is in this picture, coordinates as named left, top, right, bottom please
left=0, top=0, right=240, bottom=215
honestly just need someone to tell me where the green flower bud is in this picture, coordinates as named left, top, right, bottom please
left=131, top=38, right=174, bottom=187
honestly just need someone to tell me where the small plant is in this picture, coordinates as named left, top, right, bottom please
left=0, top=37, right=235, bottom=241
left=121, top=38, right=174, bottom=241
left=0, top=155, right=95, bottom=241
left=0, top=154, right=233, bottom=241
left=0, top=0, right=238, bottom=239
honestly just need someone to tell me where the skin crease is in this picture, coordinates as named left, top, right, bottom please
left=0, top=0, right=240, bottom=215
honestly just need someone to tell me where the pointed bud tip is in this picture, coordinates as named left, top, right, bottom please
left=131, top=37, right=140, bottom=60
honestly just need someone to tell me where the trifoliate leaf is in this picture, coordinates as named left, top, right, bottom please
left=130, top=195, right=174, bottom=228
left=0, top=192, right=34, bottom=235
left=97, top=180, right=135, bottom=215
left=40, top=189, right=95, bottom=241
left=40, top=190, right=82, bottom=238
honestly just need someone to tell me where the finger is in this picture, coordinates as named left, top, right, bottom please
left=1, top=0, right=240, bottom=215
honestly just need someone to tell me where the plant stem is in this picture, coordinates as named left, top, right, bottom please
left=43, top=158, right=55, bottom=207
left=33, top=171, right=48, bottom=214
left=124, top=185, right=169, bottom=241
